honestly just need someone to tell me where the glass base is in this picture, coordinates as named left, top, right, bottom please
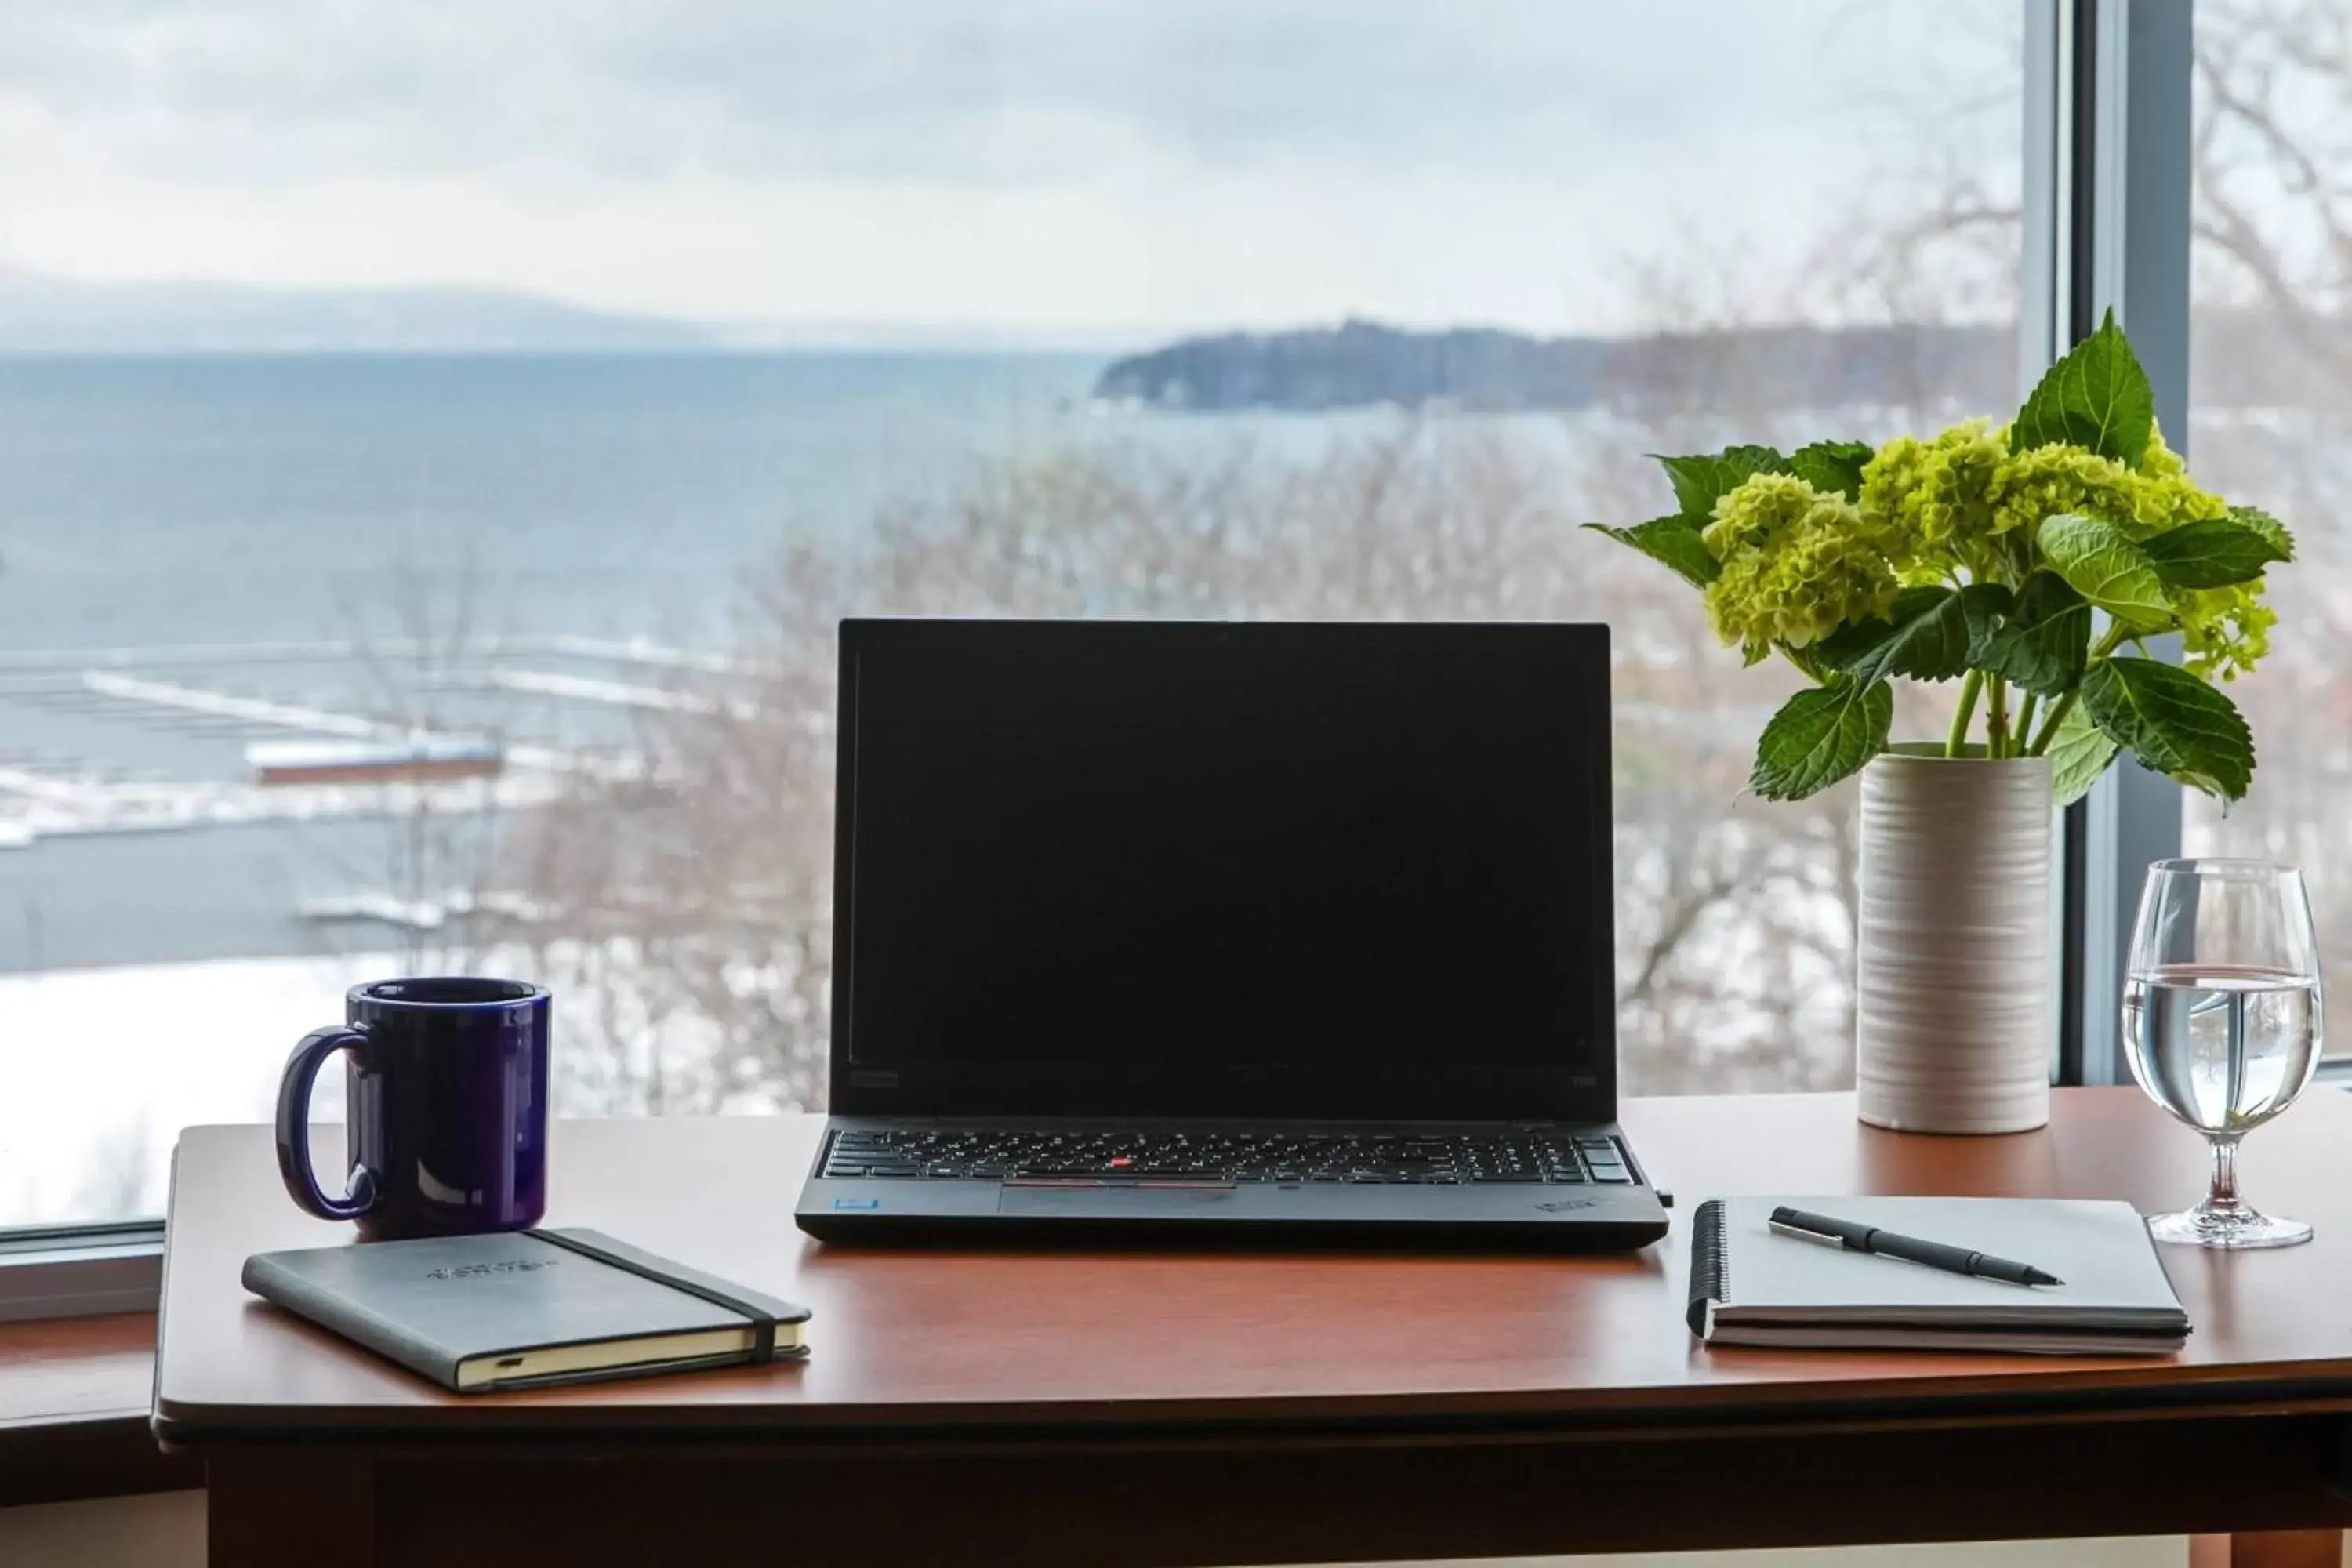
left=2147, top=1203, right=2313, bottom=1249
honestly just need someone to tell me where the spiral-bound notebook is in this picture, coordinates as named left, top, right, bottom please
left=1686, top=1197, right=2188, bottom=1355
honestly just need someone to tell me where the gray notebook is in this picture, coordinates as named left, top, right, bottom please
left=1687, top=1197, right=2189, bottom=1356
left=243, top=1228, right=811, bottom=1392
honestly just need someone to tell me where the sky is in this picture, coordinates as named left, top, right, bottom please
left=0, top=1, right=2021, bottom=340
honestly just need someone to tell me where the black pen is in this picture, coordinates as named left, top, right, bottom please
left=1768, top=1206, right=2064, bottom=1287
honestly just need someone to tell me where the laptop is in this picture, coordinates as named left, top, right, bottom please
left=793, top=619, right=1669, bottom=1251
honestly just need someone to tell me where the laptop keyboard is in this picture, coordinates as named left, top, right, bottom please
left=819, top=1127, right=1638, bottom=1185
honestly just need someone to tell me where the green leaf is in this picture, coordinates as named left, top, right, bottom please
left=2037, top=513, right=2172, bottom=628
left=1973, top=572, right=2091, bottom=696
left=1748, top=676, right=1893, bottom=801
left=1775, top=641, right=1832, bottom=684
left=1581, top=517, right=1719, bottom=588
left=2230, top=504, right=2295, bottom=559
left=2140, top=517, right=2292, bottom=589
left=2010, top=307, right=2156, bottom=467
left=2047, top=702, right=2120, bottom=808
left=2081, top=656, right=2255, bottom=801
left=1957, top=581, right=2015, bottom=659
left=1654, top=445, right=1786, bottom=520
left=1817, top=585, right=1973, bottom=688
left=1784, top=439, right=1874, bottom=501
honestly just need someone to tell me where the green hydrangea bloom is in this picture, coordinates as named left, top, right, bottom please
left=1679, top=419, right=2277, bottom=687
left=1975, top=426, right=2258, bottom=677
left=2172, top=582, right=2274, bottom=682
left=1986, top=426, right=2227, bottom=542
left=1857, top=419, right=2005, bottom=581
left=2130, top=433, right=2234, bottom=534
left=1702, top=473, right=1901, bottom=660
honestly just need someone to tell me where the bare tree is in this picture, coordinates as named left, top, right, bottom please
left=298, top=556, right=516, bottom=975
left=506, top=409, right=1899, bottom=1109
left=491, top=10, right=2076, bottom=1111
left=2171, top=1, right=2352, bottom=1048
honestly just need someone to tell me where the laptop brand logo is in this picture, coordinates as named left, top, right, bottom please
left=1534, top=1198, right=1600, bottom=1213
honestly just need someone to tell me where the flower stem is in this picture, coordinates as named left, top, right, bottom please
left=2024, top=625, right=2132, bottom=757
left=1986, top=675, right=2011, bottom=758
left=2013, top=690, right=2040, bottom=750
left=2027, top=689, right=2078, bottom=756
left=1947, top=669, right=1984, bottom=757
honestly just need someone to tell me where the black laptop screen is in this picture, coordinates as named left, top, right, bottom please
left=833, top=622, right=1614, bottom=1117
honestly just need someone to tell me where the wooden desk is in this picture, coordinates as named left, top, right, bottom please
left=157, top=1089, right=2352, bottom=1567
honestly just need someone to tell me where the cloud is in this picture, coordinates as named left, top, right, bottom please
left=0, top=1, right=2021, bottom=334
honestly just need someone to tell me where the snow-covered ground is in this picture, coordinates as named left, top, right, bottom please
left=0, top=949, right=385, bottom=1225
left=0, top=940, right=779, bottom=1228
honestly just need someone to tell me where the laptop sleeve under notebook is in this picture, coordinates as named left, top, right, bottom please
left=1686, top=1196, right=2189, bottom=1355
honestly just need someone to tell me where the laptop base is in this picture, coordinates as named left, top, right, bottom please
left=796, top=1117, right=1670, bottom=1253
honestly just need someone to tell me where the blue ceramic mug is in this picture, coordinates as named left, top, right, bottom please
left=275, top=977, right=550, bottom=1240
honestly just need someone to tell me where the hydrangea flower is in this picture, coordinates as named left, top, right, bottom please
left=1704, top=423, right=2270, bottom=677
left=1985, top=426, right=2227, bottom=542
left=1588, top=311, right=2289, bottom=802
left=1858, top=419, right=2006, bottom=581
left=1702, top=473, right=1903, bottom=660
left=2172, top=582, right=2274, bottom=682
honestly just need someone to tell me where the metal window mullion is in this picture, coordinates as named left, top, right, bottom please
left=2058, top=0, right=2192, bottom=1087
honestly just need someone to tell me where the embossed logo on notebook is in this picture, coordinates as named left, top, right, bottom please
left=1534, top=1198, right=1600, bottom=1213
left=425, top=1259, right=558, bottom=1281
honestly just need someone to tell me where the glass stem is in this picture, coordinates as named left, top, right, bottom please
left=2205, top=1134, right=2245, bottom=1217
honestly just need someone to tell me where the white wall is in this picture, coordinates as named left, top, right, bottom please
left=0, top=1494, right=2196, bottom=1568
left=0, top=1491, right=203, bottom=1567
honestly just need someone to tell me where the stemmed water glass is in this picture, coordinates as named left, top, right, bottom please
left=2122, top=858, right=2324, bottom=1248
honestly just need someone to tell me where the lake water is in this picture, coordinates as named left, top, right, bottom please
left=0, top=354, right=1398, bottom=971
left=0, top=353, right=1120, bottom=652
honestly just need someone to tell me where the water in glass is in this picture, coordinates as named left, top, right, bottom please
left=2122, top=859, right=2323, bottom=1249
left=2123, top=964, right=2322, bottom=1134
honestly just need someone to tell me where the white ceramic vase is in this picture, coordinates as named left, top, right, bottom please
left=1854, top=747, right=2053, bottom=1134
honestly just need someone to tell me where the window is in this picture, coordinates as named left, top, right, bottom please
left=0, top=3, right=2022, bottom=1229
left=2183, top=0, right=2352, bottom=1058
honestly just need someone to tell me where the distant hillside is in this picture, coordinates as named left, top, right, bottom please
left=1094, top=318, right=2016, bottom=415
left=1097, top=314, right=2352, bottom=418
left=0, top=268, right=1174, bottom=355
left=0, top=270, right=724, bottom=354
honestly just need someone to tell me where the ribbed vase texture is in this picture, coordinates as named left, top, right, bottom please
left=1855, top=753, right=2053, bottom=1134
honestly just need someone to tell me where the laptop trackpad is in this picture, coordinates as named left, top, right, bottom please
left=999, top=1184, right=1236, bottom=1214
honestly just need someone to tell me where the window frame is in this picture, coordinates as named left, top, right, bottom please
left=0, top=0, right=2194, bottom=1298
left=2045, top=0, right=2193, bottom=1089
left=0, top=1221, right=165, bottom=1323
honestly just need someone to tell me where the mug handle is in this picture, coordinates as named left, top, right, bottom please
left=274, top=1026, right=381, bottom=1222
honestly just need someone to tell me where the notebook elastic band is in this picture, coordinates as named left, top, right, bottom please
left=525, top=1229, right=779, bottom=1363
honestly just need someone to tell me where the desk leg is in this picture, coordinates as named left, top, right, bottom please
left=2192, top=1531, right=2344, bottom=1568
left=207, top=1452, right=376, bottom=1568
